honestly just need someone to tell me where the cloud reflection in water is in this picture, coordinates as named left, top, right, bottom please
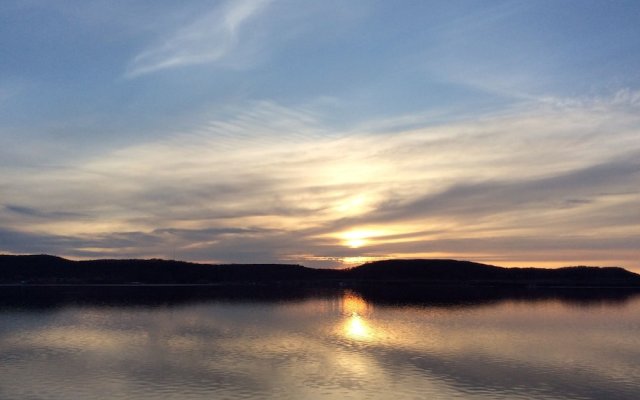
left=1, top=291, right=640, bottom=399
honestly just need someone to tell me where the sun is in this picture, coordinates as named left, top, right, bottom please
left=346, top=238, right=367, bottom=248
left=341, top=230, right=376, bottom=248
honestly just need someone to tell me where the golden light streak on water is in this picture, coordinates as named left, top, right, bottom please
left=342, top=292, right=371, bottom=316
left=344, top=313, right=372, bottom=341
left=340, top=292, right=376, bottom=341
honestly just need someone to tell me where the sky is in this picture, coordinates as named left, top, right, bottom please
left=1, top=0, right=639, bottom=270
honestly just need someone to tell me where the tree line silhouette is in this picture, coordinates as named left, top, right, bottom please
left=1, top=254, right=638, bottom=287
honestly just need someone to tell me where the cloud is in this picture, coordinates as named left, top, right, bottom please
left=125, top=0, right=272, bottom=77
left=355, top=156, right=640, bottom=225
left=1, top=95, right=639, bottom=268
left=4, top=204, right=85, bottom=219
left=0, top=227, right=82, bottom=256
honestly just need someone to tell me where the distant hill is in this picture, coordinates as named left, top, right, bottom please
left=1, top=255, right=639, bottom=287
left=349, top=259, right=640, bottom=286
left=0, top=254, right=325, bottom=284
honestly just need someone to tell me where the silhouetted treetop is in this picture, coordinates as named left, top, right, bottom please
left=0, top=255, right=638, bottom=287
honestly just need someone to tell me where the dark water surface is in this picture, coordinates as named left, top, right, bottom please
left=1, top=287, right=639, bottom=399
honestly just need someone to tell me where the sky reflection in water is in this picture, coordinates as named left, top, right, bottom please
left=1, top=291, right=640, bottom=399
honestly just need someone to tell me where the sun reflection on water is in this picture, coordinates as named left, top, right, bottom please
left=342, top=292, right=371, bottom=315
left=344, top=312, right=372, bottom=340
left=340, top=292, right=376, bottom=341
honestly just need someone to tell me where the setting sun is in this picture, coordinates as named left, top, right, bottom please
left=340, top=230, right=381, bottom=248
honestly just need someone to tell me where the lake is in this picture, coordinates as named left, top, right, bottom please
left=1, top=287, right=639, bottom=399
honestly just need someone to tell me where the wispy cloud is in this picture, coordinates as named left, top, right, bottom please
left=125, top=0, right=272, bottom=77
left=4, top=204, right=85, bottom=219
left=1, top=94, right=639, bottom=268
left=355, top=156, right=640, bottom=225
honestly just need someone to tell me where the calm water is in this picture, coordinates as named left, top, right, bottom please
left=1, top=289, right=640, bottom=399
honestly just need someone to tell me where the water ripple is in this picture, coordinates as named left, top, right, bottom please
left=1, top=295, right=640, bottom=399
